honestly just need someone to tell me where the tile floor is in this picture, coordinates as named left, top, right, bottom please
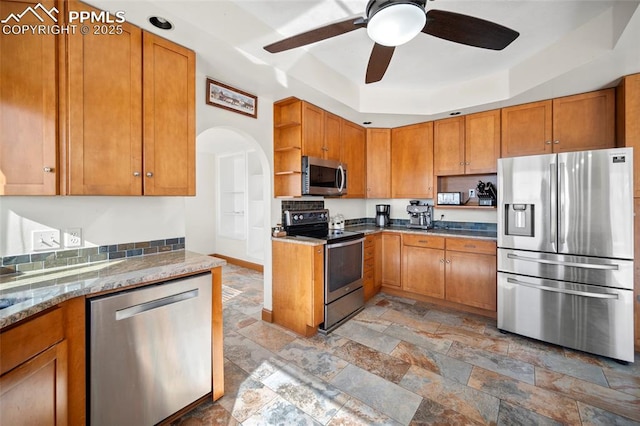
left=173, top=264, right=640, bottom=425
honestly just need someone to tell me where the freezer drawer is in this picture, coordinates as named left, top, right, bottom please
left=498, top=272, right=634, bottom=362
left=89, top=273, right=212, bottom=426
left=498, top=248, right=633, bottom=290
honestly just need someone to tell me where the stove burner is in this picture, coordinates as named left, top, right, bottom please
left=284, top=209, right=364, bottom=243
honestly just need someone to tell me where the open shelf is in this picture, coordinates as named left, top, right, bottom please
left=436, top=173, right=497, bottom=209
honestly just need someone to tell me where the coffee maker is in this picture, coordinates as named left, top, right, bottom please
left=406, top=200, right=433, bottom=229
left=375, top=204, right=390, bottom=227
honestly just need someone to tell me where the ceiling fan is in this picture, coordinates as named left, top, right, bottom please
left=264, top=0, right=519, bottom=84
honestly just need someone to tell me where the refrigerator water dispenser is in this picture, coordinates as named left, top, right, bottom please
left=505, top=204, right=534, bottom=237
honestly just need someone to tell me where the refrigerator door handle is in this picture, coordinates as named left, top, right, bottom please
left=549, top=162, right=557, bottom=250
left=506, top=277, right=619, bottom=299
left=506, top=253, right=619, bottom=270
left=558, top=162, right=566, bottom=246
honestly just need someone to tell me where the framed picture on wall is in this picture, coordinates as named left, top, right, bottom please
left=206, top=78, right=258, bottom=118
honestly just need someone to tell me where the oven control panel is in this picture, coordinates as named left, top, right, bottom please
left=284, top=209, right=330, bottom=226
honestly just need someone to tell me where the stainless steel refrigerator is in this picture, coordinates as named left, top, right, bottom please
left=497, top=147, right=634, bottom=362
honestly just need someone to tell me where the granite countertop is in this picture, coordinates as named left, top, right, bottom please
left=345, top=225, right=498, bottom=240
left=271, top=225, right=497, bottom=244
left=271, top=235, right=327, bottom=246
left=0, top=250, right=226, bottom=329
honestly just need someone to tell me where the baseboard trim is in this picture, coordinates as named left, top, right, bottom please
left=262, top=308, right=273, bottom=323
left=210, top=254, right=263, bottom=272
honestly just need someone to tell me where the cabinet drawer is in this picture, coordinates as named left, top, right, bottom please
left=0, top=308, right=64, bottom=375
left=403, top=234, right=445, bottom=249
left=364, top=236, right=376, bottom=248
left=364, top=245, right=375, bottom=259
left=363, top=270, right=374, bottom=285
left=364, top=258, right=375, bottom=271
left=446, top=238, right=496, bottom=255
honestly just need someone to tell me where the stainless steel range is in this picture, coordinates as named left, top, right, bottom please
left=284, top=209, right=365, bottom=333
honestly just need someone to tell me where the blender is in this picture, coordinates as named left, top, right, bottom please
left=375, top=204, right=390, bottom=227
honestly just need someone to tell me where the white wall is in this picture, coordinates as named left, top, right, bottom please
left=184, top=152, right=217, bottom=255
left=192, top=69, right=275, bottom=311
left=0, top=196, right=185, bottom=256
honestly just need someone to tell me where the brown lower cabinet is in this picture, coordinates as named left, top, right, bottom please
left=401, top=234, right=446, bottom=298
left=272, top=240, right=324, bottom=336
left=363, top=234, right=382, bottom=301
left=382, top=232, right=497, bottom=314
left=0, top=308, right=68, bottom=425
left=444, top=238, right=497, bottom=311
left=381, top=232, right=401, bottom=288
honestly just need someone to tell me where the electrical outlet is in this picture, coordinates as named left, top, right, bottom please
left=469, top=189, right=476, bottom=198
left=64, top=228, right=82, bottom=248
left=33, top=230, right=61, bottom=251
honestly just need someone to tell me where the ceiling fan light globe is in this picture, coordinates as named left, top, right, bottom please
left=366, top=3, right=426, bottom=47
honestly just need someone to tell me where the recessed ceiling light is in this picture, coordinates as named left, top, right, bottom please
left=149, top=16, right=173, bottom=30
left=450, top=112, right=461, bottom=116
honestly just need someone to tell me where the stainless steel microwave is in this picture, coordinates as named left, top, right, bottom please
left=302, top=156, right=347, bottom=196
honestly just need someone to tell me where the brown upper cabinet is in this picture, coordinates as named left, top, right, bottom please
left=273, top=98, right=363, bottom=197
left=66, top=1, right=142, bottom=195
left=341, top=119, right=366, bottom=198
left=501, top=100, right=553, bottom=157
left=365, top=128, right=391, bottom=198
left=616, top=73, right=640, bottom=198
left=66, top=1, right=195, bottom=195
left=501, top=89, right=615, bottom=158
left=391, top=122, right=434, bottom=198
left=299, top=102, right=324, bottom=158
left=298, top=102, right=340, bottom=161
left=322, top=112, right=341, bottom=162
left=1, top=0, right=195, bottom=196
left=552, top=89, right=615, bottom=153
left=1, top=0, right=60, bottom=195
left=434, top=109, right=500, bottom=176
left=141, top=32, right=196, bottom=196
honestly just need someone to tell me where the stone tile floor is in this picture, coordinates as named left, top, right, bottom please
left=173, top=264, right=640, bottom=425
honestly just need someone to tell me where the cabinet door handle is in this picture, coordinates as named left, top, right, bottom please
left=459, top=162, right=464, bottom=166
left=553, top=140, right=560, bottom=144
left=440, top=259, right=445, bottom=263
left=446, top=259, right=451, bottom=264
left=545, top=141, right=552, bottom=145
left=146, top=172, right=154, bottom=177
left=43, top=167, right=54, bottom=173
left=465, top=162, right=470, bottom=165
left=418, top=240, right=429, bottom=244
left=133, top=171, right=141, bottom=177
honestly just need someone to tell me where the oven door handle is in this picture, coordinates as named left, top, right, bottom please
left=326, top=237, right=365, bottom=249
left=506, top=253, right=619, bottom=270
left=506, top=277, right=619, bottom=299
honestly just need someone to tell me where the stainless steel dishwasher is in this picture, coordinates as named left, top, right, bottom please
left=88, top=272, right=212, bottom=425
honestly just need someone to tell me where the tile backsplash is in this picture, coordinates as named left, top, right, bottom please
left=0, top=237, right=185, bottom=275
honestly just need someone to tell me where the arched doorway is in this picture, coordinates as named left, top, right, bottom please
left=185, top=127, right=270, bottom=265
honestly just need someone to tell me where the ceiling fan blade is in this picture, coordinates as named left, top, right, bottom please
left=264, top=18, right=366, bottom=53
left=423, top=9, right=519, bottom=50
left=365, top=44, right=395, bottom=84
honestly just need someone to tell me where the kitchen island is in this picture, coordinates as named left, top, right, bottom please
left=0, top=250, right=225, bottom=425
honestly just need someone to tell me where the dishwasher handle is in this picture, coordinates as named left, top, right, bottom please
left=116, top=289, right=199, bottom=320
